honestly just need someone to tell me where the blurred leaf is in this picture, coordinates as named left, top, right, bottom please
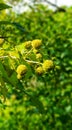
left=9, top=72, right=18, bottom=86
left=0, top=61, right=14, bottom=86
left=0, top=21, right=25, bottom=32
left=30, top=96, right=44, bottom=114
left=0, top=3, right=11, bottom=10
left=65, top=105, right=71, bottom=113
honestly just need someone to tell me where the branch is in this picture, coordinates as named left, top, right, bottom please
left=24, top=59, right=42, bottom=65
left=0, top=36, right=9, bottom=38
left=0, top=55, right=16, bottom=59
left=42, top=0, right=66, bottom=12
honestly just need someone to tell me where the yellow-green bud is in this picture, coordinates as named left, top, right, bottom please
left=55, top=65, right=60, bottom=70
left=36, top=53, right=42, bottom=59
left=36, top=66, right=43, bottom=75
left=0, top=38, right=4, bottom=45
left=32, top=39, right=42, bottom=49
left=33, top=49, right=39, bottom=54
left=16, top=64, right=27, bottom=75
left=24, top=41, right=32, bottom=49
left=17, top=74, right=22, bottom=79
left=52, top=57, right=56, bottom=60
left=42, top=60, right=53, bottom=71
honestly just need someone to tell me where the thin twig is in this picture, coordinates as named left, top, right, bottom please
left=0, top=36, right=9, bottom=38
left=43, top=0, right=60, bottom=8
left=24, top=59, right=42, bottom=65
left=0, top=56, right=8, bottom=59
left=24, top=48, right=33, bottom=58
left=0, top=55, right=16, bottom=59
left=42, top=0, right=66, bottom=11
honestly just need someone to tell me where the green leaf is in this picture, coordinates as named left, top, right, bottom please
left=9, top=72, right=18, bottom=86
left=0, top=61, right=9, bottom=78
left=0, top=61, right=14, bottom=85
left=0, top=21, right=25, bottom=32
left=0, top=3, right=11, bottom=10
left=30, top=96, right=44, bottom=114
left=0, top=83, right=8, bottom=102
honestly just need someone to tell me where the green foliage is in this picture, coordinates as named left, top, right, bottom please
left=0, top=3, right=11, bottom=10
left=0, top=3, right=72, bottom=130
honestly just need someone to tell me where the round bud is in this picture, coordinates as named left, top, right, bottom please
left=55, top=65, right=60, bottom=70
left=24, top=41, right=32, bottom=49
left=16, top=64, right=27, bottom=75
left=0, top=38, right=4, bottom=45
left=42, top=60, right=53, bottom=71
left=32, top=39, right=42, bottom=49
left=17, top=74, right=22, bottom=79
left=33, top=49, right=39, bottom=54
left=36, top=66, right=43, bottom=75
left=36, top=53, right=42, bottom=60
